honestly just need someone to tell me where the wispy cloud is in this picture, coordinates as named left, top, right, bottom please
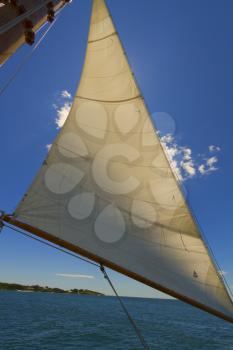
left=56, top=273, right=94, bottom=279
left=161, top=134, right=221, bottom=181
left=52, top=90, right=72, bottom=129
left=55, top=102, right=71, bottom=128
left=61, top=90, right=72, bottom=99
left=209, top=145, right=221, bottom=152
left=45, top=89, right=72, bottom=150
left=161, top=135, right=196, bottom=181
left=181, top=159, right=196, bottom=177
left=198, top=156, right=218, bottom=175
left=207, top=156, right=218, bottom=167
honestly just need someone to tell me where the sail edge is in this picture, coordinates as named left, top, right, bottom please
left=3, top=214, right=233, bottom=325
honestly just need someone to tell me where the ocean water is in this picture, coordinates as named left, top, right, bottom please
left=0, top=291, right=232, bottom=350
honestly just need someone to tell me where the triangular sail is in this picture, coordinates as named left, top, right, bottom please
left=9, top=0, right=233, bottom=322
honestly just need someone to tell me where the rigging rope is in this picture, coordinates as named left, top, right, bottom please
left=2, top=222, right=99, bottom=267
left=0, top=14, right=59, bottom=97
left=100, top=264, right=150, bottom=350
left=1, top=221, right=150, bottom=349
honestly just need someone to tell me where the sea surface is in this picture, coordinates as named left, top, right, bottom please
left=0, top=291, right=232, bottom=350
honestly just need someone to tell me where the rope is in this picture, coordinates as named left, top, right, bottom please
left=100, top=265, right=150, bottom=350
left=2, top=222, right=99, bottom=267
left=1, top=221, right=150, bottom=349
left=0, top=17, right=58, bottom=97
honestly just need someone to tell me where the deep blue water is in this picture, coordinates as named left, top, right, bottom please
left=0, top=291, right=232, bottom=350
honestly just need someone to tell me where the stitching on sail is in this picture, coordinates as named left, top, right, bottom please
left=16, top=186, right=201, bottom=244
left=88, top=32, right=117, bottom=43
left=75, top=95, right=141, bottom=103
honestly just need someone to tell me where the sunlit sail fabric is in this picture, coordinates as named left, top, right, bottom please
left=13, top=0, right=233, bottom=322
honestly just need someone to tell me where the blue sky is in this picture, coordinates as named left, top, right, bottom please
left=0, top=0, right=232, bottom=298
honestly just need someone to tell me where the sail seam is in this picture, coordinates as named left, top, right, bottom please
left=0, top=0, right=62, bottom=35
left=15, top=189, right=205, bottom=249
left=88, top=32, right=117, bottom=43
left=75, top=95, right=141, bottom=103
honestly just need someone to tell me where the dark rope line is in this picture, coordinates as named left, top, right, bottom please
left=100, top=265, right=150, bottom=350
left=2, top=222, right=99, bottom=267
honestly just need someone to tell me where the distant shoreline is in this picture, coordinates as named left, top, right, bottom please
left=0, top=282, right=104, bottom=296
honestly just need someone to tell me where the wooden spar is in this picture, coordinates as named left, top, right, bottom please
left=2, top=214, right=233, bottom=325
left=0, top=0, right=58, bottom=35
left=0, top=0, right=68, bottom=66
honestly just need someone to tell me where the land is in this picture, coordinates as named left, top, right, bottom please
left=0, top=282, right=104, bottom=296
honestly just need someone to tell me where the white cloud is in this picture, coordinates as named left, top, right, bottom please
left=161, top=135, right=197, bottom=181
left=206, top=156, right=218, bottom=167
left=182, top=148, right=192, bottom=161
left=209, top=145, right=221, bottom=152
left=46, top=144, right=52, bottom=151
left=56, top=273, right=94, bottom=279
left=61, top=90, right=72, bottom=99
left=165, top=145, right=179, bottom=159
left=161, top=134, right=174, bottom=144
left=198, top=164, right=206, bottom=175
left=52, top=90, right=72, bottom=128
left=198, top=156, right=218, bottom=175
left=181, top=160, right=196, bottom=177
left=55, top=102, right=71, bottom=128
left=161, top=137, right=183, bottom=181
left=170, top=159, right=183, bottom=181
left=161, top=133, right=221, bottom=181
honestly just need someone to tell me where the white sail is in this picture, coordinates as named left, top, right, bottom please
left=12, top=0, right=233, bottom=322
